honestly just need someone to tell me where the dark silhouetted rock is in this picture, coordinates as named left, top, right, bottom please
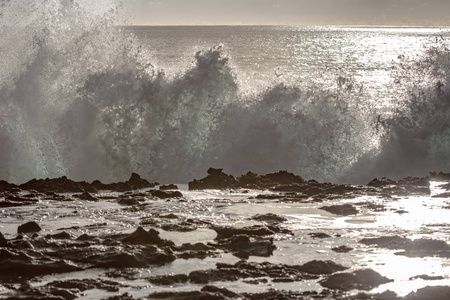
left=18, top=221, right=41, bottom=234
left=19, top=176, right=88, bottom=193
left=320, top=204, right=358, bottom=216
left=78, top=192, right=98, bottom=201
left=251, top=213, right=287, bottom=224
left=159, top=184, right=178, bottom=190
left=309, top=232, right=332, bottom=239
left=0, top=232, right=7, bottom=247
left=320, top=269, right=392, bottom=291
left=46, top=231, right=72, bottom=240
left=299, top=260, right=348, bottom=274
left=84, top=185, right=99, bottom=194
left=213, top=225, right=274, bottom=240
left=409, top=274, right=445, bottom=280
left=150, top=190, right=183, bottom=199
left=189, top=168, right=239, bottom=190
left=404, top=286, right=450, bottom=300
left=216, top=235, right=276, bottom=258
left=122, top=227, right=165, bottom=245
left=332, top=245, right=354, bottom=253
left=360, top=236, right=450, bottom=258
left=429, top=171, right=450, bottom=181
left=0, top=180, right=18, bottom=192
left=368, top=177, right=397, bottom=187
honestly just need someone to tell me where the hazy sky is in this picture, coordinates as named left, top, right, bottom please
left=122, top=0, right=450, bottom=26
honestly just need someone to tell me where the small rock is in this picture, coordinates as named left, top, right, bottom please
left=409, top=274, right=445, bottom=280
left=320, top=269, right=392, bottom=291
left=309, top=232, right=331, bottom=239
left=159, top=184, right=179, bottom=190
left=18, top=221, right=42, bottom=234
left=150, top=190, right=183, bottom=199
left=320, top=204, right=358, bottom=216
left=299, top=260, right=348, bottom=274
left=79, top=192, right=98, bottom=201
left=122, top=227, right=164, bottom=245
left=332, top=245, right=354, bottom=253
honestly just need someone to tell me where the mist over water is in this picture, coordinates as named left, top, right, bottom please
left=1, top=0, right=450, bottom=184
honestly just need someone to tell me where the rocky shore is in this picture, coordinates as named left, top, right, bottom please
left=0, top=169, right=449, bottom=299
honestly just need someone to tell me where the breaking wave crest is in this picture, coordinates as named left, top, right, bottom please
left=0, top=0, right=449, bottom=184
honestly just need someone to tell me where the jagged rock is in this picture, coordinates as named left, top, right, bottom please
left=122, top=227, right=166, bottom=246
left=429, top=171, right=450, bottom=181
left=320, top=204, right=358, bottom=216
left=251, top=213, right=287, bottom=224
left=368, top=177, right=397, bottom=187
left=360, top=236, right=450, bottom=258
left=78, top=192, right=98, bottom=201
left=0, top=180, right=18, bottom=192
left=159, top=184, right=178, bottom=190
left=320, top=269, right=392, bottom=291
left=19, top=176, right=88, bottom=193
left=404, top=286, right=450, bottom=300
left=215, top=235, right=276, bottom=258
left=299, top=260, right=348, bottom=274
left=18, top=221, right=42, bottom=234
left=189, top=168, right=239, bottom=190
left=213, top=225, right=275, bottom=240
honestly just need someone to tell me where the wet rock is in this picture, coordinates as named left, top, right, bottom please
left=105, top=293, right=136, bottom=300
left=368, top=177, right=397, bottom=187
left=332, top=245, right=354, bottom=253
left=432, top=192, right=450, bottom=198
left=404, top=286, right=450, bottom=300
left=298, top=260, right=348, bottom=274
left=0, top=193, right=39, bottom=207
left=0, top=232, right=7, bottom=247
left=77, top=192, right=98, bottom=201
left=46, top=231, right=72, bottom=240
left=409, top=274, right=445, bottom=280
left=147, top=291, right=221, bottom=300
left=201, top=286, right=239, bottom=298
left=0, top=249, right=82, bottom=279
left=84, top=185, right=99, bottom=194
left=127, top=173, right=155, bottom=190
left=122, top=227, right=167, bottom=246
left=320, top=269, right=392, bottom=291
left=216, top=235, right=276, bottom=258
left=19, top=176, right=88, bottom=193
left=360, top=236, right=450, bottom=258
left=118, top=196, right=141, bottom=205
left=159, top=184, right=178, bottom=190
left=320, top=204, right=358, bottom=216
left=48, top=278, right=120, bottom=292
left=92, top=246, right=176, bottom=268
left=350, top=290, right=398, bottom=300
left=18, top=221, right=42, bottom=234
left=251, top=213, right=287, bottom=224
left=309, top=232, right=331, bottom=239
left=0, top=180, right=18, bottom=192
left=213, top=225, right=274, bottom=240
left=189, top=168, right=239, bottom=190
left=149, top=190, right=183, bottom=199
left=148, top=274, right=189, bottom=285
left=429, top=171, right=450, bottom=181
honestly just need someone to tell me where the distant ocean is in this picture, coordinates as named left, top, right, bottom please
left=1, top=0, right=450, bottom=184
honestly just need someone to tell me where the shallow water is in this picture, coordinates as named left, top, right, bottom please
left=1, top=182, right=449, bottom=299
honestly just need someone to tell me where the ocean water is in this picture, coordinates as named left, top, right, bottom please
left=1, top=1, right=450, bottom=184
